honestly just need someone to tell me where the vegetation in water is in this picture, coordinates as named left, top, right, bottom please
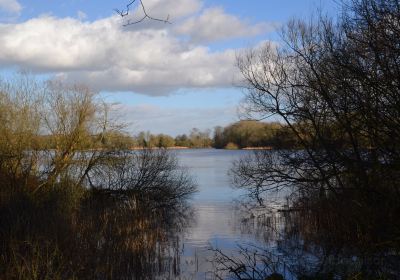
left=0, top=76, right=197, bottom=279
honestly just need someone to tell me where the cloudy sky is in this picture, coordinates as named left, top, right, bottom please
left=0, top=0, right=337, bottom=136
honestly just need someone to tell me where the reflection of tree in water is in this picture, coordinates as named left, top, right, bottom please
left=213, top=200, right=290, bottom=280
left=0, top=149, right=196, bottom=279
left=74, top=189, right=194, bottom=279
left=231, top=199, right=284, bottom=245
left=215, top=194, right=400, bottom=279
left=77, top=149, right=197, bottom=278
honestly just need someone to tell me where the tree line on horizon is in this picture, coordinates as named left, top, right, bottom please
left=135, top=121, right=293, bottom=149
left=21, top=120, right=297, bottom=150
left=35, top=120, right=298, bottom=150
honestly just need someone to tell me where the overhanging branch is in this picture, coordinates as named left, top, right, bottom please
left=115, top=0, right=171, bottom=26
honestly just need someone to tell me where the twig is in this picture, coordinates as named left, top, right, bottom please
left=114, top=0, right=171, bottom=26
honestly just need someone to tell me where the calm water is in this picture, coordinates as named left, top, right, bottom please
left=175, top=149, right=270, bottom=279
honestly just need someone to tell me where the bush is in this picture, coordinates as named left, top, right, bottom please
left=225, top=142, right=239, bottom=150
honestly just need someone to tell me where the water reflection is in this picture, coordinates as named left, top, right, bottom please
left=176, top=149, right=273, bottom=279
left=0, top=149, right=294, bottom=279
left=180, top=202, right=247, bottom=278
left=75, top=193, right=194, bottom=279
left=0, top=149, right=197, bottom=280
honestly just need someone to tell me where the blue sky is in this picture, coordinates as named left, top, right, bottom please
left=0, top=0, right=339, bottom=136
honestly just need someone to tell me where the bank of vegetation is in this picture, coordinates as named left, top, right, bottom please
left=0, top=77, right=196, bottom=279
left=213, top=121, right=298, bottom=149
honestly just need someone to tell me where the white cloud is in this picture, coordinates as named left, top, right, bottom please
left=0, top=0, right=21, bottom=14
left=0, top=15, right=241, bottom=95
left=174, top=7, right=274, bottom=43
left=0, top=0, right=268, bottom=96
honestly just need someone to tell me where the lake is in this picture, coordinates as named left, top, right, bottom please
left=173, top=149, right=278, bottom=279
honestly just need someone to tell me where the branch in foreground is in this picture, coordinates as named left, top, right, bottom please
left=115, top=0, right=171, bottom=26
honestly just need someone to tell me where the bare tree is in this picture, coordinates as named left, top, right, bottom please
left=222, top=0, right=400, bottom=278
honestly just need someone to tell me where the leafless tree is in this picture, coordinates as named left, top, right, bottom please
left=221, top=0, right=400, bottom=278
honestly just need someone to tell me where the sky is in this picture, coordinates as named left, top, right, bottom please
left=0, top=0, right=339, bottom=136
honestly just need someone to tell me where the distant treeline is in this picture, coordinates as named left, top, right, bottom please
left=105, top=120, right=297, bottom=149
left=30, top=120, right=298, bottom=150
left=212, top=120, right=296, bottom=149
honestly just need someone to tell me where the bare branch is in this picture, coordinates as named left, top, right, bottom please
left=115, top=0, right=171, bottom=26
